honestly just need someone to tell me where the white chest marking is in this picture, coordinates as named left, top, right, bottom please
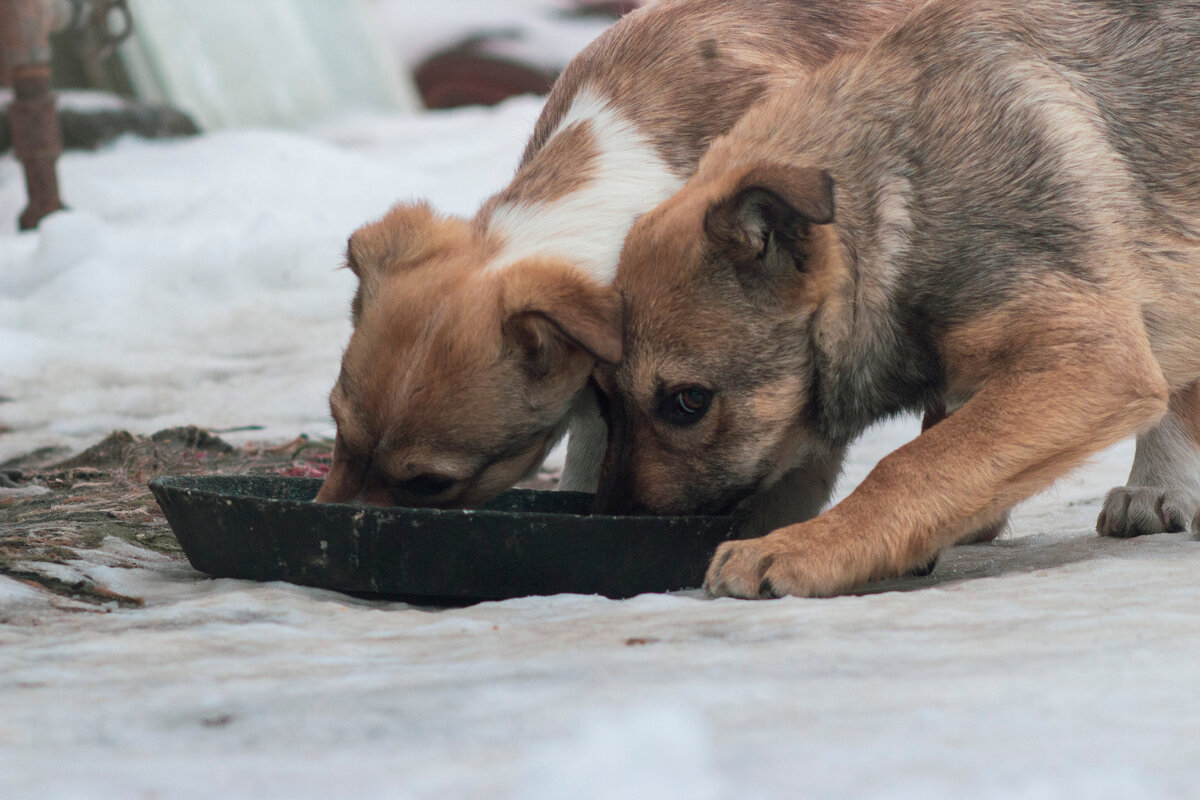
left=486, top=88, right=684, bottom=283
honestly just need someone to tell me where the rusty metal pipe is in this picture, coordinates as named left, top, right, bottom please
left=2, top=0, right=71, bottom=230
left=10, top=62, right=64, bottom=229
left=1, top=0, right=71, bottom=68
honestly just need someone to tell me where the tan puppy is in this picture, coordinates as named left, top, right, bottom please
left=316, top=0, right=919, bottom=508
left=601, top=0, right=1200, bottom=596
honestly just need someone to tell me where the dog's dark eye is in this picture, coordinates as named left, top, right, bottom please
left=397, top=473, right=455, bottom=498
left=660, top=386, right=712, bottom=426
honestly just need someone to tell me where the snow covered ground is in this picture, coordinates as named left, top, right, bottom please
left=3, top=423, right=1199, bottom=799
left=3, top=51, right=1200, bottom=800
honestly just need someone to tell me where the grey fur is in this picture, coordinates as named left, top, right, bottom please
left=759, top=0, right=1200, bottom=445
left=607, top=0, right=1200, bottom=531
left=1099, top=407, right=1200, bottom=536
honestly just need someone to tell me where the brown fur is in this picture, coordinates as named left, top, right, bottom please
left=1172, top=382, right=1200, bottom=449
left=601, top=0, right=1200, bottom=596
left=318, top=0, right=920, bottom=507
left=522, top=0, right=918, bottom=175
left=318, top=204, right=619, bottom=507
left=917, top=401, right=1008, bottom=543
left=485, top=122, right=600, bottom=210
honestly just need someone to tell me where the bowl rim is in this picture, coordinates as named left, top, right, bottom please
left=148, top=474, right=742, bottom=528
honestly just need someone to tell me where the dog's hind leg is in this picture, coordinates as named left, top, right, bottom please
left=1097, top=381, right=1200, bottom=536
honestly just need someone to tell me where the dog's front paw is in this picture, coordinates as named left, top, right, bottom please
left=704, top=529, right=853, bottom=599
left=705, top=538, right=783, bottom=599
left=1096, top=486, right=1193, bottom=537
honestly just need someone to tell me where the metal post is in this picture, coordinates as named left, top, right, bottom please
left=1, top=0, right=68, bottom=230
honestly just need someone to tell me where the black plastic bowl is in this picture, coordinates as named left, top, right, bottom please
left=148, top=475, right=741, bottom=603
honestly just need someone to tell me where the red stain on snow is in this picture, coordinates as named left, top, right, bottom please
left=280, top=462, right=331, bottom=478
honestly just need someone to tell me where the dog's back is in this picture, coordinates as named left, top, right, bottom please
left=720, top=0, right=1200, bottom=262
left=896, top=0, right=1200, bottom=237
left=1055, top=2, right=1200, bottom=234
left=887, top=0, right=1200, bottom=383
left=521, top=0, right=918, bottom=175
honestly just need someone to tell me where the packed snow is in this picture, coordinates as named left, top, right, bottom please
left=3, top=16, right=1200, bottom=800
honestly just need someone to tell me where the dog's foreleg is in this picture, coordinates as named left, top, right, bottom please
left=558, top=387, right=607, bottom=493
left=920, top=402, right=1009, bottom=544
left=706, top=306, right=1170, bottom=598
left=1098, top=380, right=1200, bottom=536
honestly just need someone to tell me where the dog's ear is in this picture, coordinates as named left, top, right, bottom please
left=346, top=202, right=446, bottom=280
left=500, top=261, right=623, bottom=377
left=345, top=203, right=471, bottom=322
left=703, top=163, right=834, bottom=277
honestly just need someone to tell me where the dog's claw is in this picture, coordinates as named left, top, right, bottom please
left=907, top=555, right=938, bottom=577
left=757, top=577, right=780, bottom=599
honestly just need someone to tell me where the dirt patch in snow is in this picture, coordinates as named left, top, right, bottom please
left=0, top=426, right=559, bottom=612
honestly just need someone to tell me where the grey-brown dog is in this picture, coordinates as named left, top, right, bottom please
left=599, top=0, right=1200, bottom=597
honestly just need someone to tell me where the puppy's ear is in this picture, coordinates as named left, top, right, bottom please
left=345, top=202, right=471, bottom=322
left=500, top=261, right=623, bottom=377
left=703, top=164, right=834, bottom=277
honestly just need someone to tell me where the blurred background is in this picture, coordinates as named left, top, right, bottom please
left=2, top=0, right=644, bottom=147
